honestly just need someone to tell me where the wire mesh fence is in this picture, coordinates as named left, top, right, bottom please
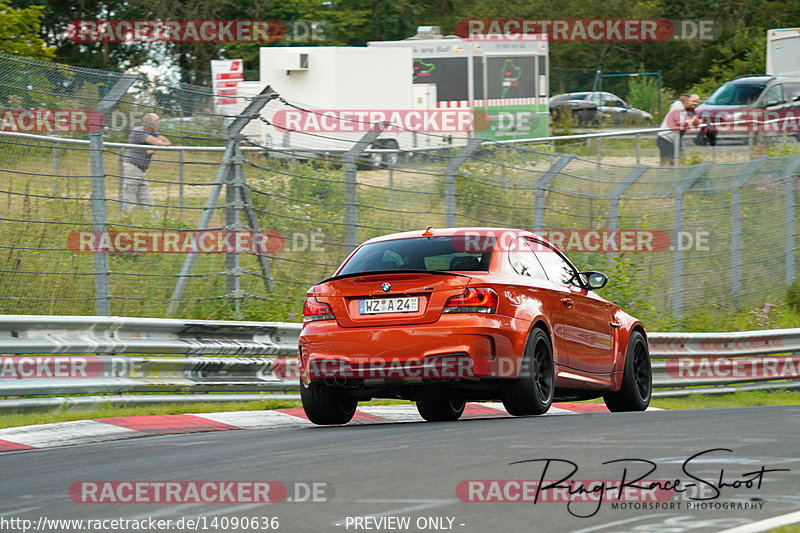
left=1, top=53, right=798, bottom=326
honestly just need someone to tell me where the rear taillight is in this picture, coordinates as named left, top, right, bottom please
left=443, top=287, right=498, bottom=314
left=303, top=297, right=334, bottom=322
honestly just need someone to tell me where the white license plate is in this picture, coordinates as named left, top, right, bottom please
left=359, top=296, right=419, bottom=315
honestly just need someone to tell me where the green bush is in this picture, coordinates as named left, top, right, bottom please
left=627, top=75, right=660, bottom=118
left=788, top=281, right=800, bottom=312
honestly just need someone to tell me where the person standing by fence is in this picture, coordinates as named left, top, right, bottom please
left=656, top=94, right=700, bottom=165
left=121, top=113, right=171, bottom=214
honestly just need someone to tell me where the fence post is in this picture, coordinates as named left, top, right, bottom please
left=444, top=137, right=484, bottom=227
left=731, top=158, right=765, bottom=308
left=608, top=166, right=648, bottom=230
left=225, top=151, right=245, bottom=319
left=237, top=152, right=274, bottom=293
left=533, top=154, right=576, bottom=232
left=168, top=86, right=278, bottom=316
left=783, top=155, right=800, bottom=286
left=342, top=127, right=386, bottom=253
left=89, top=131, right=110, bottom=316
left=89, top=73, right=138, bottom=316
left=635, top=134, right=640, bottom=165
left=51, top=136, right=60, bottom=195
left=671, top=162, right=712, bottom=316
left=117, top=152, right=124, bottom=217
left=179, top=149, right=185, bottom=221
left=673, top=134, right=680, bottom=166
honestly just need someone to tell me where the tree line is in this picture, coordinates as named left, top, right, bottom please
left=3, top=0, right=799, bottom=96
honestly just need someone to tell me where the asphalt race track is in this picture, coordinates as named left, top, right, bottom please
left=1, top=405, right=799, bottom=533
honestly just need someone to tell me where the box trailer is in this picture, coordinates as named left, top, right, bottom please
left=368, top=29, right=550, bottom=141
left=766, top=28, right=800, bottom=76
left=238, top=46, right=455, bottom=165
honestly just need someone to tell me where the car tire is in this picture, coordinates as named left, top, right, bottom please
left=416, top=398, right=466, bottom=422
left=300, top=381, right=357, bottom=425
left=603, top=331, right=652, bottom=412
left=502, top=327, right=554, bottom=416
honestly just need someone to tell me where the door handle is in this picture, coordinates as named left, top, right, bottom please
left=561, top=297, right=573, bottom=308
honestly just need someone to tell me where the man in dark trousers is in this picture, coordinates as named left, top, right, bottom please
left=121, top=113, right=171, bottom=214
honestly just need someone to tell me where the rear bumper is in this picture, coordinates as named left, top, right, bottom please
left=298, top=314, right=529, bottom=384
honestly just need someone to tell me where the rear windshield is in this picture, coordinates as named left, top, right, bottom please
left=338, top=236, right=492, bottom=275
left=706, top=81, right=766, bottom=105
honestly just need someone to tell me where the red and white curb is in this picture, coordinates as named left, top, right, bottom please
left=0, top=403, right=661, bottom=453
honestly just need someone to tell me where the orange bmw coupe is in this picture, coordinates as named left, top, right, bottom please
left=299, top=227, right=651, bottom=425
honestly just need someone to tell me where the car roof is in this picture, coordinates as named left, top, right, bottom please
left=359, top=227, right=556, bottom=249
left=728, top=75, right=775, bottom=84
left=551, top=91, right=591, bottom=98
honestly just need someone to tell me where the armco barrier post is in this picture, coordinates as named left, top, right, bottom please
left=444, top=137, right=484, bottom=227
left=343, top=126, right=386, bottom=253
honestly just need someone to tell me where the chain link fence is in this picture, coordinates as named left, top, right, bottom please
left=1, top=54, right=798, bottom=326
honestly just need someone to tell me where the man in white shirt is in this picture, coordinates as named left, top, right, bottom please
left=656, top=94, right=700, bottom=165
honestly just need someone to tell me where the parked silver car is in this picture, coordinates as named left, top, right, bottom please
left=549, top=91, right=653, bottom=125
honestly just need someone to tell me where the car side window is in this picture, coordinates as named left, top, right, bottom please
left=532, top=242, right=581, bottom=287
left=785, top=83, right=800, bottom=102
left=762, top=84, right=784, bottom=105
left=508, top=238, right=547, bottom=279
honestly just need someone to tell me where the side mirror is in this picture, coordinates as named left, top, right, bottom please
left=580, top=271, right=608, bottom=290
left=793, top=94, right=800, bottom=102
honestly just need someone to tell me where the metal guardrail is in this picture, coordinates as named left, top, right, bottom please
left=649, top=328, right=800, bottom=397
left=1, top=316, right=799, bottom=402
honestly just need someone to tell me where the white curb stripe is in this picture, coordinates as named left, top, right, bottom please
left=196, top=410, right=311, bottom=429
left=0, top=419, right=139, bottom=448
left=715, top=510, right=800, bottom=533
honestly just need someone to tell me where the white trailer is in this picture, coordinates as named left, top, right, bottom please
left=237, top=46, right=454, bottom=165
left=766, top=28, right=800, bottom=76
